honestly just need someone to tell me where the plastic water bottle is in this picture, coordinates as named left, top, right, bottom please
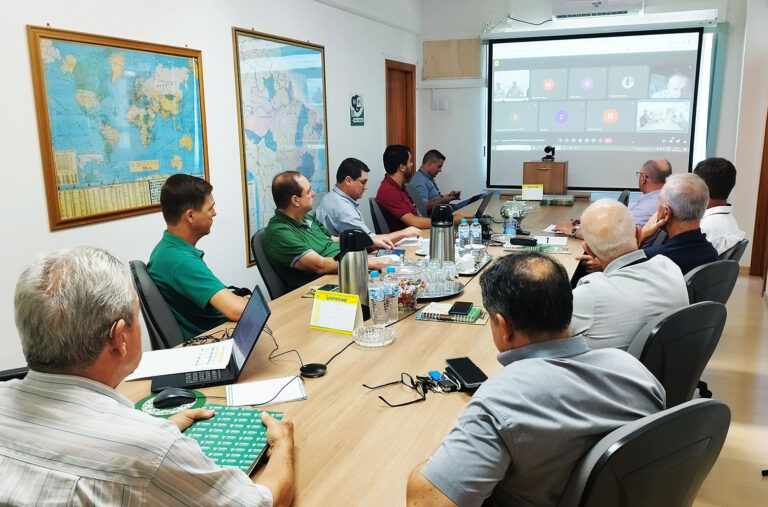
left=470, top=218, right=483, bottom=260
left=384, top=266, right=399, bottom=324
left=504, top=215, right=517, bottom=238
left=458, top=218, right=470, bottom=256
left=368, top=271, right=387, bottom=326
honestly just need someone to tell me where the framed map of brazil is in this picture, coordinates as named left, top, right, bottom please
left=232, top=28, right=329, bottom=265
left=27, top=26, right=209, bottom=229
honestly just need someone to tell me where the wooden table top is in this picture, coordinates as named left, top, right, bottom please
left=117, top=196, right=591, bottom=505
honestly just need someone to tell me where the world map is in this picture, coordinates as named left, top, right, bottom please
left=40, top=38, right=206, bottom=220
left=235, top=33, right=328, bottom=256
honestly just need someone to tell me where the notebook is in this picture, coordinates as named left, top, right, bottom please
left=150, top=286, right=271, bottom=393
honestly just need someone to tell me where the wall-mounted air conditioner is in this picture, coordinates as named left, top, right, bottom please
left=552, top=0, right=644, bottom=19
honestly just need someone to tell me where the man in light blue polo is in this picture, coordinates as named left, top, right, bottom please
left=406, top=252, right=664, bottom=506
left=410, top=149, right=461, bottom=215
left=315, top=157, right=421, bottom=248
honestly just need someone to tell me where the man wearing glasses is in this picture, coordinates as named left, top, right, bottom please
left=407, top=252, right=665, bottom=506
left=315, top=157, right=421, bottom=249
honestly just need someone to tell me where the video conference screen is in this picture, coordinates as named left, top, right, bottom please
left=487, top=29, right=703, bottom=189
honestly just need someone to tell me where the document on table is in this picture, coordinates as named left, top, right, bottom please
left=542, top=224, right=566, bottom=234
left=226, top=376, right=307, bottom=407
left=395, top=236, right=422, bottom=247
left=124, top=340, right=234, bottom=381
left=535, top=235, right=568, bottom=246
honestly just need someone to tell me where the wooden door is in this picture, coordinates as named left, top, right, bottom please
left=385, top=59, right=416, bottom=156
left=750, top=108, right=768, bottom=292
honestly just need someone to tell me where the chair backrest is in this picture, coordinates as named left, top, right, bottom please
left=0, top=367, right=29, bottom=382
left=251, top=229, right=289, bottom=300
left=129, top=260, right=185, bottom=350
left=684, top=259, right=739, bottom=304
left=617, top=189, right=630, bottom=206
left=627, top=301, right=726, bottom=408
left=718, top=238, right=748, bottom=262
left=650, top=228, right=667, bottom=246
left=369, top=198, right=390, bottom=234
left=557, top=399, right=730, bottom=507
left=404, top=183, right=428, bottom=217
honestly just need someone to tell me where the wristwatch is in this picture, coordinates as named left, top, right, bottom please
left=570, top=227, right=579, bottom=238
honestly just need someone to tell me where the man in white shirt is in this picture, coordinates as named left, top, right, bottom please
left=571, top=199, right=689, bottom=350
left=1, top=247, right=295, bottom=506
left=693, top=157, right=746, bottom=255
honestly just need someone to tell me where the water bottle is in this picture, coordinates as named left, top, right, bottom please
left=470, top=218, right=483, bottom=261
left=458, top=218, right=470, bottom=256
left=368, top=271, right=387, bottom=326
left=384, top=266, right=399, bottom=324
left=504, top=215, right=517, bottom=237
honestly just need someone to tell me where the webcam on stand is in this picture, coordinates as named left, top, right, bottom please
left=542, top=145, right=556, bottom=161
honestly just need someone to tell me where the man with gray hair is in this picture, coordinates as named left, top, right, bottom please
left=571, top=199, right=689, bottom=350
left=0, top=247, right=295, bottom=506
left=643, top=173, right=718, bottom=274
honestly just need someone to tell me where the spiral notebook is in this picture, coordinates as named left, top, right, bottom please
left=417, top=302, right=488, bottom=325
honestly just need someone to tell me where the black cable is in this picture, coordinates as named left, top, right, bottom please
left=239, top=375, right=303, bottom=407
left=324, top=341, right=354, bottom=366
left=264, top=325, right=304, bottom=366
left=507, top=16, right=552, bottom=26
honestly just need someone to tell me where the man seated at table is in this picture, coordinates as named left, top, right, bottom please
left=375, top=145, right=467, bottom=231
left=693, top=157, right=746, bottom=255
left=264, top=170, right=391, bottom=291
left=643, top=173, right=718, bottom=274
left=554, top=158, right=671, bottom=241
left=571, top=199, right=689, bottom=350
left=1, top=246, right=295, bottom=506
left=315, top=157, right=421, bottom=248
left=410, top=149, right=461, bottom=215
left=406, top=252, right=665, bottom=506
left=149, top=174, right=250, bottom=340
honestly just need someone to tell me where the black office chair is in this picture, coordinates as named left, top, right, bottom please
left=649, top=228, right=667, bottom=246
left=129, top=260, right=185, bottom=350
left=627, top=301, right=726, bottom=408
left=0, top=367, right=29, bottom=382
left=685, top=260, right=739, bottom=305
left=369, top=198, right=390, bottom=234
left=404, top=183, right=428, bottom=217
left=718, top=238, right=748, bottom=262
left=617, top=189, right=630, bottom=206
left=557, top=399, right=730, bottom=507
left=251, top=229, right=289, bottom=299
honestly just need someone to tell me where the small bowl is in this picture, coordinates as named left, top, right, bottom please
left=353, top=325, right=395, bottom=348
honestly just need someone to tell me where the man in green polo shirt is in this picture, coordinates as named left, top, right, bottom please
left=148, top=174, right=250, bottom=340
left=263, top=171, right=391, bottom=291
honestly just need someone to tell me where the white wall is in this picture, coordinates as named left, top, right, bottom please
left=417, top=0, right=767, bottom=268
left=0, top=0, right=419, bottom=370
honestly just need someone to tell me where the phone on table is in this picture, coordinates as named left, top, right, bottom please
left=445, top=357, right=488, bottom=390
left=448, top=301, right=473, bottom=316
left=376, top=249, right=406, bottom=257
left=316, top=283, right=339, bottom=292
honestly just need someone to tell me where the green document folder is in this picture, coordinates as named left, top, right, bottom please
left=184, top=404, right=283, bottom=475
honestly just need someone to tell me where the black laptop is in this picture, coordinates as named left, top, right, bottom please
left=472, top=191, right=497, bottom=218
left=150, top=286, right=271, bottom=392
left=449, top=193, right=483, bottom=212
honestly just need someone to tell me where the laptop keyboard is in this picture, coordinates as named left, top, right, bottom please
left=185, top=369, right=223, bottom=384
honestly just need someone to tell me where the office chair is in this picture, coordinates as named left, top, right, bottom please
left=627, top=301, right=726, bottom=408
left=649, top=229, right=667, bottom=247
left=369, top=198, right=391, bottom=234
left=251, top=229, right=289, bottom=299
left=129, top=260, right=185, bottom=350
left=404, top=183, right=429, bottom=217
left=557, top=398, right=730, bottom=507
left=718, top=238, right=748, bottom=262
left=617, top=189, right=630, bottom=206
left=0, top=367, right=29, bottom=382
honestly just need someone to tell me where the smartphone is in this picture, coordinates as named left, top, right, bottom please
left=448, top=301, right=473, bottom=316
left=445, top=357, right=487, bottom=390
left=316, top=283, right=339, bottom=292
left=376, top=249, right=405, bottom=257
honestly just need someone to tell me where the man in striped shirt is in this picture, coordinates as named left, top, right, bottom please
left=0, top=247, right=294, bottom=506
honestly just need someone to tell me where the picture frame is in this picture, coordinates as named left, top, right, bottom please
left=27, top=25, right=209, bottom=230
left=232, top=28, right=330, bottom=266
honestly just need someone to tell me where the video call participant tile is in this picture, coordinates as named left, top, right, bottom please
left=636, top=100, right=691, bottom=133
left=493, top=101, right=539, bottom=132
left=529, top=69, right=568, bottom=100
left=538, top=101, right=586, bottom=132
left=585, top=100, right=636, bottom=132
left=568, top=67, right=608, bottom=100
left=607, top=65, right=650, bottom=99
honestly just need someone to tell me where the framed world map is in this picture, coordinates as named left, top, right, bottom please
left=27, top=26, right=209, bottom=230
left=232, top=28, right=329, bottom=265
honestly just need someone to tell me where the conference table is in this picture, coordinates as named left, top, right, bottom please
left=118, top=195, right=590, bottom=505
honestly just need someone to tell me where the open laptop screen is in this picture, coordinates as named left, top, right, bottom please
left=231, top=286, right=271, bottom=371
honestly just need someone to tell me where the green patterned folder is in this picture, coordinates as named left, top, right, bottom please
left=184, top=404, right=283, bottom=475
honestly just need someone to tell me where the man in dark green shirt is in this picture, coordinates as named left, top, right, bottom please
left=148, top=175, right=250, bottom=340
left=263, top=171, right=391, bottom=291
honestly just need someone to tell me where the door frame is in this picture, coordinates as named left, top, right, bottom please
left=385, top=59, right=416, bottom=157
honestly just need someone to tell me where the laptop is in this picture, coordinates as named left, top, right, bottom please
left=449, top=193, right=483, bottom=212
left=150, top=286, right=271, bottom=393
left=472, top=191, right=497, bottom=218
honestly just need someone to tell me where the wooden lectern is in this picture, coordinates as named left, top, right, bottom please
left=523, top=160, right=568, bottom=194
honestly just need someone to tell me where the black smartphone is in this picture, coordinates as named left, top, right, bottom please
left=316, top=283, right=339, bottom=292
left=445, top=357, right=487, bottom=390
left=448, top=301, right=473, bottom=316
left=376, top=249, right=406, bottom=257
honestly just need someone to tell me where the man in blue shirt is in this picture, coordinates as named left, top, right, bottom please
left=315, top=158, right=421, bottom=248
left=410, top=149, right=461, bottom=215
